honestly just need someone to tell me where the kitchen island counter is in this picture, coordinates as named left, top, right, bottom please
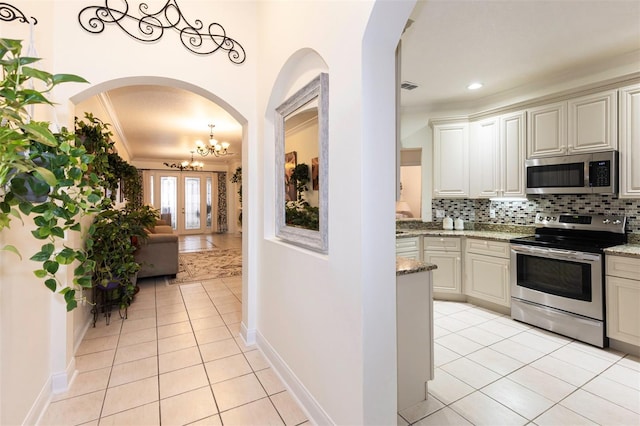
left=396, top=257, right=437, bottom=276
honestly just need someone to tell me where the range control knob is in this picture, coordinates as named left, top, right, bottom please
left=603, top=219, right=611, bottom=224
left=613, top=219, right=622, bottom=225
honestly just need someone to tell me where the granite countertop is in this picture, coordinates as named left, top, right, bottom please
left=604, top=244, right=640, bottom=259
left=396, top=257, right=437, bottom=276
left=396, top=229, right=531, bottom=242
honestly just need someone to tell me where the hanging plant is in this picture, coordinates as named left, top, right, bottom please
left=0, top=38, right=106, bottom=311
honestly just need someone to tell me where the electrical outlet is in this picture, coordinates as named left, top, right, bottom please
left=490, top=208, right=496, bottom=219
left=436, top=209, right=445, bottom=218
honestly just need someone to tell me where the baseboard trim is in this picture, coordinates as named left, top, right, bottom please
left=240, top=322, right=256, bottom=345
left=25, top=376, right=52, bottom=426
left=51, top=357, right=76, bottom=394
left=256, top=331, right=333, bottom=426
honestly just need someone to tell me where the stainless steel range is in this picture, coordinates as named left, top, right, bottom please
left=510, top=212, right=627, bottom=347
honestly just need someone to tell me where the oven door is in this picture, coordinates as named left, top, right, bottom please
left=510, top=244, right=603, bottom=320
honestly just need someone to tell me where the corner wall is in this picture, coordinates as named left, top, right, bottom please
left=255, top=1, right=415, bottom=424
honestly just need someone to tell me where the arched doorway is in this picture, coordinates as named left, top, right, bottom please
left=70, top=76, right=249, bottom=310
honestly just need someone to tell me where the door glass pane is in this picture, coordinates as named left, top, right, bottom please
left=206, top=177, right=212, bottom=228
left=185, top=177, right=201, bottom=230
left=160, top=176, right=177, bottom=229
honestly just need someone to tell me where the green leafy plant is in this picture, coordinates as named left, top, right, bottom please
left=290, top=163, right=309, bottom=201
left=284, top=162, right=318, bottom=230
left=88, top=209, right=144, bottom=308
left=1, top=38, right=106, bottom=311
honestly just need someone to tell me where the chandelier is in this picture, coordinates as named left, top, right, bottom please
left=196, top=124, right=230, bottom=157
left=164, top=151, right=204, bottom=171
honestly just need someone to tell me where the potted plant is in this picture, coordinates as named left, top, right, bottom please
left=1, top=38, right=105, bottom=311
left=88, top=208, right=145, bottom=321
left=284, top=163, right=319, bottom=230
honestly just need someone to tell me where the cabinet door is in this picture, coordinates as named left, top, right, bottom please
left=619, top=83, right=640, bottom=198
left=433, top=122, right=469, bottom=197
left=606, top=275, right=640, bottom=346
left=464, top=253, right=510, bottom=307
left=424, top=251, right=461, bottom=294
left=527, top=101, right=567, bottom=158
left=501, top=111, right=526, bottom=197
left=568, top=90, right=617, bottom=153
left=470, top=118, right=499, bottom=198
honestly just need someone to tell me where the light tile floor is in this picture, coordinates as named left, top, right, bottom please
left=40, top=234, right=640, bottom=426
left=398, top=300, right=640, bottom=426
left=40, top=234, right=309, bottom=426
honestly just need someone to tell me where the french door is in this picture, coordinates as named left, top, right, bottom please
left=152, top=172, right=214, bottom=234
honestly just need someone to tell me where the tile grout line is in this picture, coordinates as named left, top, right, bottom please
left=181, top=281, right=223, bottom=424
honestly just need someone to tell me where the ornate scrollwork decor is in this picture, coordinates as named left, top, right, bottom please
left=0, top=2, right=38, bottom=25
left=78, top=0, right=246, bottom=64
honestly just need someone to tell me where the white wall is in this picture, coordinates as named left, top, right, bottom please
left=256, top=1, right=414, bottom=424
left=1, top=1, right=417, bottom=424
left=0, top=1, right=257, bottom=423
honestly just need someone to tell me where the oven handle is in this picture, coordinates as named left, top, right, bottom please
left=510, top=244, right=601, bottom=262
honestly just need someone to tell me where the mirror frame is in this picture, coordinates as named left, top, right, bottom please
left=275, top=72, right=329, bottom=253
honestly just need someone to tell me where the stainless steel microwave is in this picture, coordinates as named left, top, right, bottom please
left=525, top=151, right=618, bottom=195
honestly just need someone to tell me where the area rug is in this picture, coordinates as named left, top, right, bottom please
left=168, top=248, right=242, bottom=284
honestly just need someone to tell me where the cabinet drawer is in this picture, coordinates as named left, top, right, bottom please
left=607, top=255, right=640, bottom=280
left=465, top=239, right=509, bottom=258
left=396, top=237, right=421, bottom=253
left=423, top=237, right=461, bottom=252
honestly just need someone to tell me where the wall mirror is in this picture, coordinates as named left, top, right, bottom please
left=275, top=73, right=328, bottom=253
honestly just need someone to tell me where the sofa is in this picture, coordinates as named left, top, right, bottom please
left=135, top=220, right=179, bottom=279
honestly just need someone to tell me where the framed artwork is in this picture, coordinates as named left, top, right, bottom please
left=285, top=151, right=297, bottom=202
left=311, top=157, right=319, bottom=190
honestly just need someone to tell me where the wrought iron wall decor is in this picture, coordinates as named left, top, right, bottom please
left=78, top=0, right=246, bottom=64
left=0, top=2, right=38, bottom=25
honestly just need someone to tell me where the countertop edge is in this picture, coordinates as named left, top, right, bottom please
left=396, top=229, right=531, bottom=242
left=604, top=244, right=640, bottom=259
left=396, top=256, right=437, bottom=276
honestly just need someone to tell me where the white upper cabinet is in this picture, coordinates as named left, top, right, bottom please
left=501, top=111, right=527, bottom=197
left=619, top=83, right=640, bottom=199
left=432, top=121, right=469, bottom=198
left=527, top=101, right=567, bottom=158
left=470, top=111, right=525, bottom=198
left=528, top=91, right=618, bottom=159
left=568, top=90, right=617, bottom=153
left=470, top=117, right=499, bottom=198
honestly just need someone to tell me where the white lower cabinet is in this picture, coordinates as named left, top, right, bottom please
left=423, top=237, right=462, bottom=295
left=606, top=255, right=640, bottom=346
left=396, top=236, right=421, bottom=260
left=464, top=239, right=511, bottom=307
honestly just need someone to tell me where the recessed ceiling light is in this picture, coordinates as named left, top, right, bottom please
left=467, top=82, right=483, bottom=90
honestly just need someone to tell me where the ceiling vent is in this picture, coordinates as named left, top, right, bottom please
left=401, top=81, right=419, bottom=91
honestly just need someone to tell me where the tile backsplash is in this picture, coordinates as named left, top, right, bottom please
left=432, top=195, right=640, bottom=234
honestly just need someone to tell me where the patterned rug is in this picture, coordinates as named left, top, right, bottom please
left=168, top=248, right=242, bottom=284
